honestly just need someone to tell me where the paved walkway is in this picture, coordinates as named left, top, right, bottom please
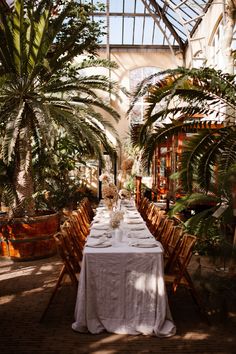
left=0, top=255, right=235, bottom=354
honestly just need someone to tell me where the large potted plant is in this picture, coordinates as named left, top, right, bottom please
left=129, top=66, right=236, bottom=253
left=0, top=0, right=120, bottom=260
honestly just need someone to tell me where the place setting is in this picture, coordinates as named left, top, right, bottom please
left=129, top=240, right=160, bottom=248
left=86, top=238, right=112, bottom=248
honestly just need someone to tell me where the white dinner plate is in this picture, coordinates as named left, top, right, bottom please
left=86, top=242, right=112, bottom=248
left=93, top=225, right=109, bottom=230
left=130, top=226, right=146, bottom=231
left=128, top=235, right=150, bottom=239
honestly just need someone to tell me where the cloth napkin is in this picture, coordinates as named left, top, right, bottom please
left=90, top=230, right=106, bottom=238
left=125, top=215, right=140, bottom=219
left=128, top=225, right=147, bottom=231
left=129, top=240, right=159, bottom=248
left=86, top=239, right=112, bottom=248
left=125, top=219, right=143, bottom=224
left=127, top=231, right=151, bottom=239
left=92, top=224, right=109, bottom=230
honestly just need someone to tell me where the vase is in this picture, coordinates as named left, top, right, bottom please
left=112, top=227, right=122, bottom=244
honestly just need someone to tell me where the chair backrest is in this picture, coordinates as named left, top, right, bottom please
left=81, top=197, right=95, bottom=221
left=61, top=221, right=84, bottom=261
left=78, top=204, right=91, bottom=226
left=71, top=210, right=90, bottom=237
left=69, top=214, right=88, bottom=242
left=166, top=225, right=184, bottom=256
left=138, top=197, right=149, bottom=214
left=167, top=233, right=197, bottom=279
left=153, top=214, right=168, bottom=240
left=61, top=224, right=83, bottom=265
left=54, top=232, right=79, bottom=286
left=145, top=203, right=157, bottom=224
left=160, top=219, right=175, bottom=250
left=149, top=209, right=165, bottom=235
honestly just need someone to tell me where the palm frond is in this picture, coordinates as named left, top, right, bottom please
left=180, top=130, right=217, bottom=193
left=27, top=4, right=51, bottom=80
left=0, top=3, right=15, bottom=72
left=72, top=97, right=120, bottom=122
left=12, top=0, right=25, bottom=76
left=78, top=58, right=118, bottom=70
left=184, top=207, right=219, bottom=236
left=2, top=101, right=25, bottom=164
left=27, top=99, right=54, bottom=149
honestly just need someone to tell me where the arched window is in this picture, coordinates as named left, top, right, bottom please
left=210, top=19, right=224, bottom=70
left=129, top=67, right=161, bottom=125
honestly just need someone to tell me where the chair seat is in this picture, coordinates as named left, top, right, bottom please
left=164, top=273, right=189, bottom=287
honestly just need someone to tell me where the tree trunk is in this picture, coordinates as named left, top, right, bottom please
left=222, top=0, right=236, bottom=75
left=12, top=125, right=35, bottom=217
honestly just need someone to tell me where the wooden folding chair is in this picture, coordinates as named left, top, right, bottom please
left=61, top=221, right=84, bottom=261
left=144, top=202, right=156, bottom=224
left=159, top=219, right=175, bottom=251
left=81, top=197, right=95, bottom=221
left=164, top=233, right=208, bottom=321
left=40, top=231, right=80, bottom=322
left=138, top=197, right=149, bottom=215
left=79, top=202, right=93, bottom=225
left=71, top=210, right=90, bottom=237
left=164, top=225, right=184, bottom=270
left=148, top=207, right=164, bottom=235
left=153, top=214, right=168, bottom=240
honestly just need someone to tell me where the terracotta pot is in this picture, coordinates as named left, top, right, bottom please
left=0, top=212, right=60, bottom=261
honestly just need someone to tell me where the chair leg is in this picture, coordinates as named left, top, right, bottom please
left=40, top=265, right=66, bottom=322
left=184, top=271, right=210, bottom=324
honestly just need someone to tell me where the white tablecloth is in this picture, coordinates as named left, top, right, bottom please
left=72, top=203, right=176, bottom=337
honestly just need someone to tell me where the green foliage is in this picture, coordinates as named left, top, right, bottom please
left=123, top=174, right=135, bottom=193
left=129, top=66, right=236, bottom=256
left=0, top=0, right=121, bottom=216
left=32, top=134, right=99, bottom=210
left=0, top=159, right=15, bottom=207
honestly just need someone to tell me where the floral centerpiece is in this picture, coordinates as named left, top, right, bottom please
left=109, top=210, right=124, bottom=229
left=118, top=188, right=131, bottom=200
left=100, top=173, right=118, bottom=211
left=121, top=157, right=134, bottom=174
left=99, top=173, right=111, bottom=184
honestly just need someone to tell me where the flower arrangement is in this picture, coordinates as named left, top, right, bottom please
left=110, top=210, right=124, bottom=229
left=100, top=173, right=118, bottom=210
left=99, top=173, right=111, bottom=184
left=121, top=157, right=134, bottom=172
left=118, top=188, right=131, bottom=200
left=102, top=183, right=118, bottom=210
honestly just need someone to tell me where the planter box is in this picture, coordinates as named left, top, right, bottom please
left=0, top=212, right=60, bottom=261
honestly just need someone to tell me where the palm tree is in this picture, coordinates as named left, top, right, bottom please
left=129, top=66, right=236, bottom=244
left=0, top=0, right=120, bottom=217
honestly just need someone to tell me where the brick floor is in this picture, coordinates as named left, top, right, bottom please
left=0, top=255, right=235, bottom=354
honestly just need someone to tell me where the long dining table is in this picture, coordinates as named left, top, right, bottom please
left=72, top=200, right=176, bottom=337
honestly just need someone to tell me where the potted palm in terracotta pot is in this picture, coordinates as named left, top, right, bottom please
left=0, top=0, right=120, bottom=260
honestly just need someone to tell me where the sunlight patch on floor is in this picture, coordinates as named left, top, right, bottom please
left=183, top=331, right=209, bottom=340
left=0, top=267, right=36, bottom=280
left=23, top=288, right=46, bottom=295
left=0, top=294, right=15, bottom=304
left=34, top=264, right=58, bottom=274
left=89, top=334, right=126, bottom=349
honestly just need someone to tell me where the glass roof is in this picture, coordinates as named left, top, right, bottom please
left=88, top=0, right=213, bottom=50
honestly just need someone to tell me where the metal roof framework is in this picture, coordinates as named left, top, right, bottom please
left=89, top=0, right=214, bottom=55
